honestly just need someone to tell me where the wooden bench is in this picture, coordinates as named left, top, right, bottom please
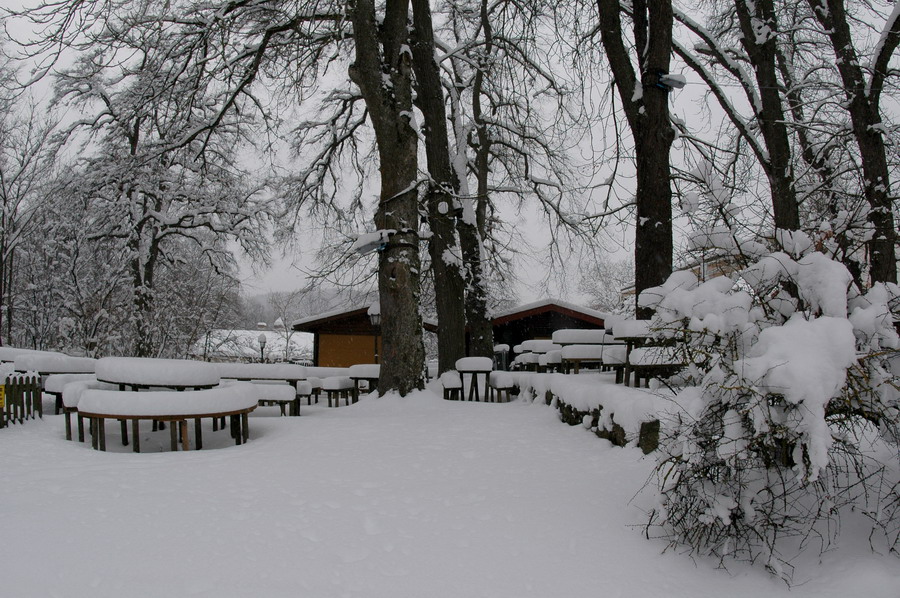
left=254, top=382, right=300, bottom=416
left=625, top=346, right=684, bottom=388
left=488, top=371, right=515, bottom=403
left=440, top=371, right=462, bottom=401
left=75, top=382, right=259, bottom=452
left=322, top=376, right=355, bottom=407
left=348, top=364, right=380, bottom=401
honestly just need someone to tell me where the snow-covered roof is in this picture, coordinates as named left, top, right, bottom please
left=291, top=304, right=371, bottom=329
left=490, top=298, right=612, bottom=325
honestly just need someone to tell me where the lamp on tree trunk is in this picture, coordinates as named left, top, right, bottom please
left=369, top=310, right=381, bottom=364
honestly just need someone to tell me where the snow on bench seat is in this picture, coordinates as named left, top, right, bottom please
left=520, top=339, right=561, bottom=354
left=96, top=357, right=220, bottom=388
left=253, top=382, right=301, bottom=416
left=78, top=382, right=258, bottom=417
left=611, top=319, right=652, bottom=340
left=440, top=371, right=462, bottom=401
left=77, top=382, right=259, bottom=452
left=322, top=376, right=354, bottom=407
left=551, top=329, right=607, bottom=345
left=44, top=373, right=98, bottom=414
left=455, top=356, right=493, bottom=372
left=626, top=346, right=684, bottom=388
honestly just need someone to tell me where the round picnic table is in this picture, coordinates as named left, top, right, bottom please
left=95, top=357, right=220, bottom=391
left=90, top=357, right=224, bottom=448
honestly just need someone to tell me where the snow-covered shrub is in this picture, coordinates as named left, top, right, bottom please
left=640, top=241, right=899, bottom=580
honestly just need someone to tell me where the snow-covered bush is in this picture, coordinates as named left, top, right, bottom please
left=639, top=240, right=899, bottom=580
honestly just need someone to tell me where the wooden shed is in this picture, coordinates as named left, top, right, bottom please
left=292, top=306, right=381, bottom=367
left=491, top=300, right=607, bottom=350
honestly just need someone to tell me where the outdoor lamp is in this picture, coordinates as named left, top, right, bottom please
left=368, top=311, right=381, bottom=363
left=258, top=333, right=267, bottom=363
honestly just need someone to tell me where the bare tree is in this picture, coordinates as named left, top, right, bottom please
left=805, top=0, right=898, bottom=284
left=595, top=0, right=675, bottom=319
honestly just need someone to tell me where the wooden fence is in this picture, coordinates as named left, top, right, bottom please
left=0, top=374, right=43, bottom=428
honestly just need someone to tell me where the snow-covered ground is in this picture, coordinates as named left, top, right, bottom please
left=2, top=387, right=898, bottom=598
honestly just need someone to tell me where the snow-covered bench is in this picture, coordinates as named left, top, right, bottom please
left=322, top=376, right=355, bottom=407
left=489, top=371, right=515, bottom=403
left=44, top=373, right=97, bottom=415
left=254, top=382, right=301, bottom=416
left=76, top=382, right=258, bottom=452
left=440, top=371, right=463, bottom=401
left=348, top=364, right=380, bottom=400
left=625, top=346, right=684, bottom=388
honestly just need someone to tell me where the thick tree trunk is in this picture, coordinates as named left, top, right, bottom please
left=808, top=0, right=898, bottom=284
left=350, top=0, right=425, bottom=395
left=410, top=0, right=467, bottom=373
left=734, top=0, right=801, bottom=234
left=597, top=0, right=674, bottom=319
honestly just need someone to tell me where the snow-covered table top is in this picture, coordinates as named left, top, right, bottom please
left=455, top=356, right=494, bottom=372
left=611, top=320, right=652, bottom=340
left=14, top=354, right=97, bottom=374
left=551, top=329, right=607, bottom=345
left=95, top=357, right=221, bottom=388
left=216, top=362, right=307, bottom=381
left=348, top=364, right=380, bottom=379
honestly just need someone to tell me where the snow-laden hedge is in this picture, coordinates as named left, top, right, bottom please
left=637, top=245, right=899, bottom=580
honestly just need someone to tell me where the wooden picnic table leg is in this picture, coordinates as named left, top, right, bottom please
left=132, top=420, right=140, bottom=453
left=120, top=419, right=129, bottom=446
left=169, top=422, right=178, bottom=451
left=99, top=418, right=106, bottom=451
left=230, top=415, right=240, bottom=444
left=65, top=411, right=73, bottom=441
left=78, top=414, right=85, bottom=442
left=180, top=420, right=189, bottom=451
left=89, top=418, right=97, bottom=450
left=194, top=418, right=203, bottom=450
left=242, top=412, right=249, bottom=443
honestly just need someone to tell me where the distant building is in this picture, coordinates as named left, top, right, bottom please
left=292, top=306, right=382, bottom=367
left=293, top=299, right=610, bottom=367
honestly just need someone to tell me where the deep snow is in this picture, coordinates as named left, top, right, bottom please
left=1, top=388, right=898, bottom=598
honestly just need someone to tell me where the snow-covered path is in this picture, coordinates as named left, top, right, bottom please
left=1, top=390, right=897, bottom=597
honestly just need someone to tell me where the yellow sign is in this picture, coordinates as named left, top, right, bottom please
left=0, top=385, right=5, bottom=409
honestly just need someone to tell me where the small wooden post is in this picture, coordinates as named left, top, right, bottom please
left=132, top=420, right=141, bottom=453
left=241, top=412, right=249, bottom=443
left=194, top=418, right=203, bottom=450
left=180, top=420, right=189, bottom=451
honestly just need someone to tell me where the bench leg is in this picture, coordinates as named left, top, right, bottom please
left=65, top=411, right=73, bottom=441
left=170, top=423, right=178, bottom=451
left=132, top=420, right=141, bottom=453
left=99, top=418, right=106, bottom=451
left=242, top=412, right=249, bottom=443
left=78, top=414, right=85, bottom=442
left=55, top=394, right=63, bottom=415
left=195, top=418, right=203, bottom=450
left=230, top=415, right=241, bottom=444
left=120, top=419, right=129, bottom=446
left=90, top=418, right=98, bottom=450
left=180, top=420, right=189, bottom=451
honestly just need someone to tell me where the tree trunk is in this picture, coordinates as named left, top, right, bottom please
left=734, top=0, right=801, bottom=234
left=808, top=0, right=898, bottom=284
left=460, top=0, right=495, bottom=359
left=410, top=0, right=468, bottom=373
left=597, top=0, right=674, bottom=319
left=350, top=0, right=425, bottom=395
